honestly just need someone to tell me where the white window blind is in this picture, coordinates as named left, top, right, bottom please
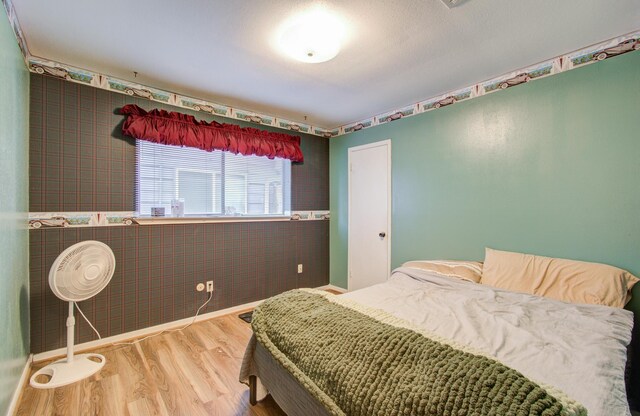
left=136, top=140, right=291, bottom=217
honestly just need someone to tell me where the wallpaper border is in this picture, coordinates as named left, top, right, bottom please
left=28, top=211, right=330, bottom=229
left=2, top=0, right=638, bottom=137
left=341, top=31, right=640, bottom=135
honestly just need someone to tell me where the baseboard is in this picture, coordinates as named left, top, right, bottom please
left=33, top=282, right=346, bottom=363
left=33, top=299, right=263, bottom=363
left=6, top=354, right=32, bottom=416
left=318, top=284, right=347, bottom=293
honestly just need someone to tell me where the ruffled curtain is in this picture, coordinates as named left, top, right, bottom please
left=120, top=104, right=304, bottom=162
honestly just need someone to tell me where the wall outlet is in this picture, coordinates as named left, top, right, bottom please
left=297, top=264, right=303, bottom=274
left=196, top=283, right=205, bottom=292
left=206, top=280, right=214, bottom=293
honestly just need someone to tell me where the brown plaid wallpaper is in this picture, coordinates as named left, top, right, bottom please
left=30, top=222, right=328, bottom=353
left=29, top=74, right=330, bottom=353
left=30, top=75, right=136, bottom=212
left=29, top=74, right=329, bottom=212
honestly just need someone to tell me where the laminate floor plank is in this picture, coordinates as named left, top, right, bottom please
left=15, top=311, right=285, bottom=416
left=100, top=375, right=128, bottom=416
left=115, top=345, right=160, bottom=408
left=152, top=336, right=211, bottom=416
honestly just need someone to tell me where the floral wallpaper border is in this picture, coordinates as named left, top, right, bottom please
left=2, top=0, right=639, bottom=138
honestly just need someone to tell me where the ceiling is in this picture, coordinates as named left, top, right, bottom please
left=12, top=0, right=640, bottom=128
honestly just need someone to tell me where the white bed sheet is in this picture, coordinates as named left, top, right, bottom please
left=342, top=267, right=634, bottom=416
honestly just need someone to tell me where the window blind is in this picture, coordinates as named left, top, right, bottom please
left=136, top=140, right=291, bottom=217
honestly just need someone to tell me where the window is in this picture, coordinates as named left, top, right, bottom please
left=136, top=140, right=291, bottom=217
left=247, top=183, right=265, bottom=215
left=176, top=169, right=216, bottom=214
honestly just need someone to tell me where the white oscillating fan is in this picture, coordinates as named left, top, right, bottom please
left=30, top=241, right=115, bottom=389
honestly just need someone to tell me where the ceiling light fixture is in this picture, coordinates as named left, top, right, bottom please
left=277, top=7, right=346, bottom=63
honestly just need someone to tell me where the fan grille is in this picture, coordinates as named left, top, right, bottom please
left=49, top=241, right=116, bottom=302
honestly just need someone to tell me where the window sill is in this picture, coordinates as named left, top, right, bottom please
left=133, top=215, right=292, bottom=225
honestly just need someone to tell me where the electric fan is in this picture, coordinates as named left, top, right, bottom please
left=30, top=241, right=115, bottom=389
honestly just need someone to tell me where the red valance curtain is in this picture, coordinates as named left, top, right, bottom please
left=120, top=104, right=304, bottom=162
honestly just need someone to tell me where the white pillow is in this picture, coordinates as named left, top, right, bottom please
left=402, top=260, right=483, bottom=283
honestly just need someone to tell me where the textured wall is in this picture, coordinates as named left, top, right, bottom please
left=0, top=6, right=30, bottom=414
left=29, top=77, right=135, bottom=212
left=30, top=74, right=329, bottom=212
left=30, top=221, right=328, bottom=353
left=330, top=51, right=640, bottom=404
left=29, top=74, right=330, bottom=353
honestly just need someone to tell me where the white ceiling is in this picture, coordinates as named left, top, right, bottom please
left=12, top=0, right=640, bottom=128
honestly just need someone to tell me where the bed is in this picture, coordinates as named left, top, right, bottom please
left=240, top=252, right=638, bottom=416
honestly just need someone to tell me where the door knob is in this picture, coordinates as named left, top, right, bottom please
left=379, top=232, right=386, bottom=238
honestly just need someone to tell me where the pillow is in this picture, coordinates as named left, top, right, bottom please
left=402, top=260, right=483, bottom=283
left=481, top=248, right=639, bottom=308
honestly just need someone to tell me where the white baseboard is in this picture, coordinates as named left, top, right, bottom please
left=6, top=354, right=32, bottom=416
left=33, top=282, right=345, bottom=364
left=33, top=299, right=263, bottom=363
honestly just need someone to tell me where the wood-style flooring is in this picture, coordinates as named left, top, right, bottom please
left=16, top=310, right=285, bottom=416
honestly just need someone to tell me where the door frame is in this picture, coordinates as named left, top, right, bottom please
left=347, top=139, right=392, bottom=292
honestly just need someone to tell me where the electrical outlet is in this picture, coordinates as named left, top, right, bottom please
left=196, top=283, right=205, bottom=292
left=297, top=264, right=303, bottom=274
left=206, top=280, right=214, bottom=293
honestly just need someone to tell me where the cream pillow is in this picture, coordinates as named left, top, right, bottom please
left=481, top=248, right=639, bottom=308
left=402, top=260, right=483, bottom=283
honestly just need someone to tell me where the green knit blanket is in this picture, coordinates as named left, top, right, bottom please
left=251, top=289, right=586, bottom=416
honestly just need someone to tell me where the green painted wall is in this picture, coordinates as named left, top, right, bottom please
left=0, top=5, right=30, bottom=414
left=330, top=51, right=640, bottom=299
left=331, top=52, right=640, bottom=402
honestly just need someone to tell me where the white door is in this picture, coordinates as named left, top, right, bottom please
left=348, top=140, right=391, bottom=291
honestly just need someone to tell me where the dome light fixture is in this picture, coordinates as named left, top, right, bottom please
left=277, top=7, right=346, bottom=64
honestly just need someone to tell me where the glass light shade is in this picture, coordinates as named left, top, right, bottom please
left=278, top=8, right=345, bottom=63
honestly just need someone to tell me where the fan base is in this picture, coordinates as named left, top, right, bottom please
left=30, top=353, right=106, bottom=389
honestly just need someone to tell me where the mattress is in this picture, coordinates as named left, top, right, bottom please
left=342, top=267, right=634, bottom=416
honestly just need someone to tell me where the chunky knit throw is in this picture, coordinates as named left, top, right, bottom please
left=251, top=289, right=586, bottom=416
